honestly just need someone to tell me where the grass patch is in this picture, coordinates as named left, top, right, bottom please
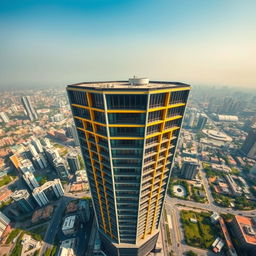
left=10, top=232, right=24, bottom=256
left=6, top=229, right=21, bottom=244
left=180, top=210, right=222, bottom=249
left=0, top=175, right=12, bottom=187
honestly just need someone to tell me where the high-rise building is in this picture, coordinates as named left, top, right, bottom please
left=44, top=147, right=60, bottom=166
left=11, top=189, right=35, bottom=213
left=0, top=211, right=10, bottom=239
left=32, top=154, right=48, bottom=169
left=67, top=78, right=190, bottom=256
left=197, top=114, right=208, bottom=130
left=28, top=144, right=38, bottom=158
left=241, top=127, right=256, bottom=159
left=19, top=159, right=36, bottom=174
left=31, top=137, right=44, bottom=154
left=181, top=157, right=199, bottom=180
left=21, top=96, right=38, bottom=121
left=53, top=157, right=69, bottom=179
left=23, top=172, right=39, bottom=191
left=32, top=179, right=64, bottom=207
left=0, top=112, right=9, bottom=123
left=67, top=152, right=80, bottom=173
left=66, top=124, right=80, bottom=146
left=188, top=109, right=195, bottom=128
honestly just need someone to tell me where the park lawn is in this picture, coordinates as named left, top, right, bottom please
left=6, top=229, right=21, bottom=244
left=0, top=175, right=12, bottom=187
left=181, top=210, right=217, bottom=249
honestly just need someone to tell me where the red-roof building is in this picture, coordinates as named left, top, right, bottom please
left=232, top=215, right=256, bottom=254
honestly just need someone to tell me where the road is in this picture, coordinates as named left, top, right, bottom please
left=40, top=196, right=72, bottom=256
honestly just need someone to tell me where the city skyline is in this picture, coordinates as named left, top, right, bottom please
left=1, top=0, right=256, bottom=89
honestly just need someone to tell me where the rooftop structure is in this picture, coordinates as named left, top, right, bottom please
left=202, top=129, right=232, bottom=142
left=62, top=215, right=77, bottom=235
left=217, top=115, right=239, bottom=122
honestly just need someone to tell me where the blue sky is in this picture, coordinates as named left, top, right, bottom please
left=0, top=0, right=255, bottom=88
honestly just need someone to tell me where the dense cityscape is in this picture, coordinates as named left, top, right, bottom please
left=0, top=80, right=255, bottom=256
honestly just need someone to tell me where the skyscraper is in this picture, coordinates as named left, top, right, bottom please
left=0, top=112, right=9, bottom=123
left=241, top=127, right=256, bottom=159
left=21, top=96, right=38, bottom=121
left=67, top=152, right=80, bottom=173
left=67, top=78, right=190, bottom=256
left=197, top=113, right=208, bottom=130
left=11, top=189, right=35, bottom=213
left=181, top=157, right=199, bottom=180
left=23, top=172, right=39, bottom=191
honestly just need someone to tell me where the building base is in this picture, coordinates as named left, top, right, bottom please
left=99, top=230, right=159, bottom=256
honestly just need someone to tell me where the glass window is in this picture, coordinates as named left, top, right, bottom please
left=106, top=94, right=147, bottom=110
left=94, top=111, right=106, bottom=123
left=165, top=119, right=182, bottom=130
left=148, top=110, right=163, bottom=122
left=111, top=139, right=143, bottom=148
left=110, top=127, right=144, bottom=137
left=169, top=90, right=189, bottom=104
left=146, top=124, right=161, bottom=135
left=68, top=90, right=88, bottom=106
left=167, top=106, right=185, bottom=118
left=149, top=93, right=166, bottom=108
left=108, top=113, right=145, bottom=124
left=90, top=93, right=104, bottom=109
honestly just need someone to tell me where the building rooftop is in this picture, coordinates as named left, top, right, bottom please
left=11, top=189, right=29, bottom=201
left=62, top=215, right=76, bottom=231
left=235, top=215, right=256, bottom=245
left=67, top=78, right=190, bottom=91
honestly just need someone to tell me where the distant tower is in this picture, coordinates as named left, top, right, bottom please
left=188, top=110, right=195, bottom=128
left=21, top=96, right=38, bottom=121
left=197, top=114, right=208, bottom=130
left=67, top=152, right=80, bottom=173
left=181, top=157, right=199, bottom=180
left=67, top=78, right=190, bottom=256
left=0, top=112, right=9, bottom=123
left=241, top=127, right=256, bottom=159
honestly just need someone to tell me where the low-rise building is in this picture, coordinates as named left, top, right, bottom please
left=62, top=215, right=77, bottom=235
left=231, top=215, right=256, bottom=254
left=0, top=211, right=10, bottom=239
left=210, top=212, right=220, bottom=224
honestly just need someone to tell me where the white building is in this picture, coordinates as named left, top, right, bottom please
left=0, top=112, right=9, bottom=123
left=29, top=144, right=38, bottom=158
left=19, top=159, right=35, bottom=174
left=32, top=189, right=49, bottom=207
left=33, top=154, right=47, bottom=169
left=31, top=137, right=44, bottom=153
left=211, top=212, right=220, bottom=223
left=0, top=211, right=10, bottom=239
left=54, top=157, right=69, bottom=179
left=23, top=172, right=39, bottom=191
left=62, top=215, right=77, bottom=235
left=32, top=179, right=64, bottom=207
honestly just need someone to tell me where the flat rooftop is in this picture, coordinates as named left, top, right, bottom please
left=67, top=78, right=190, bottom=91
left=235, top=215, right=256, bottom=244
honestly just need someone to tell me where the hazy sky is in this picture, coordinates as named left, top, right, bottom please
left=0, top=0, right=256, bottom=89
